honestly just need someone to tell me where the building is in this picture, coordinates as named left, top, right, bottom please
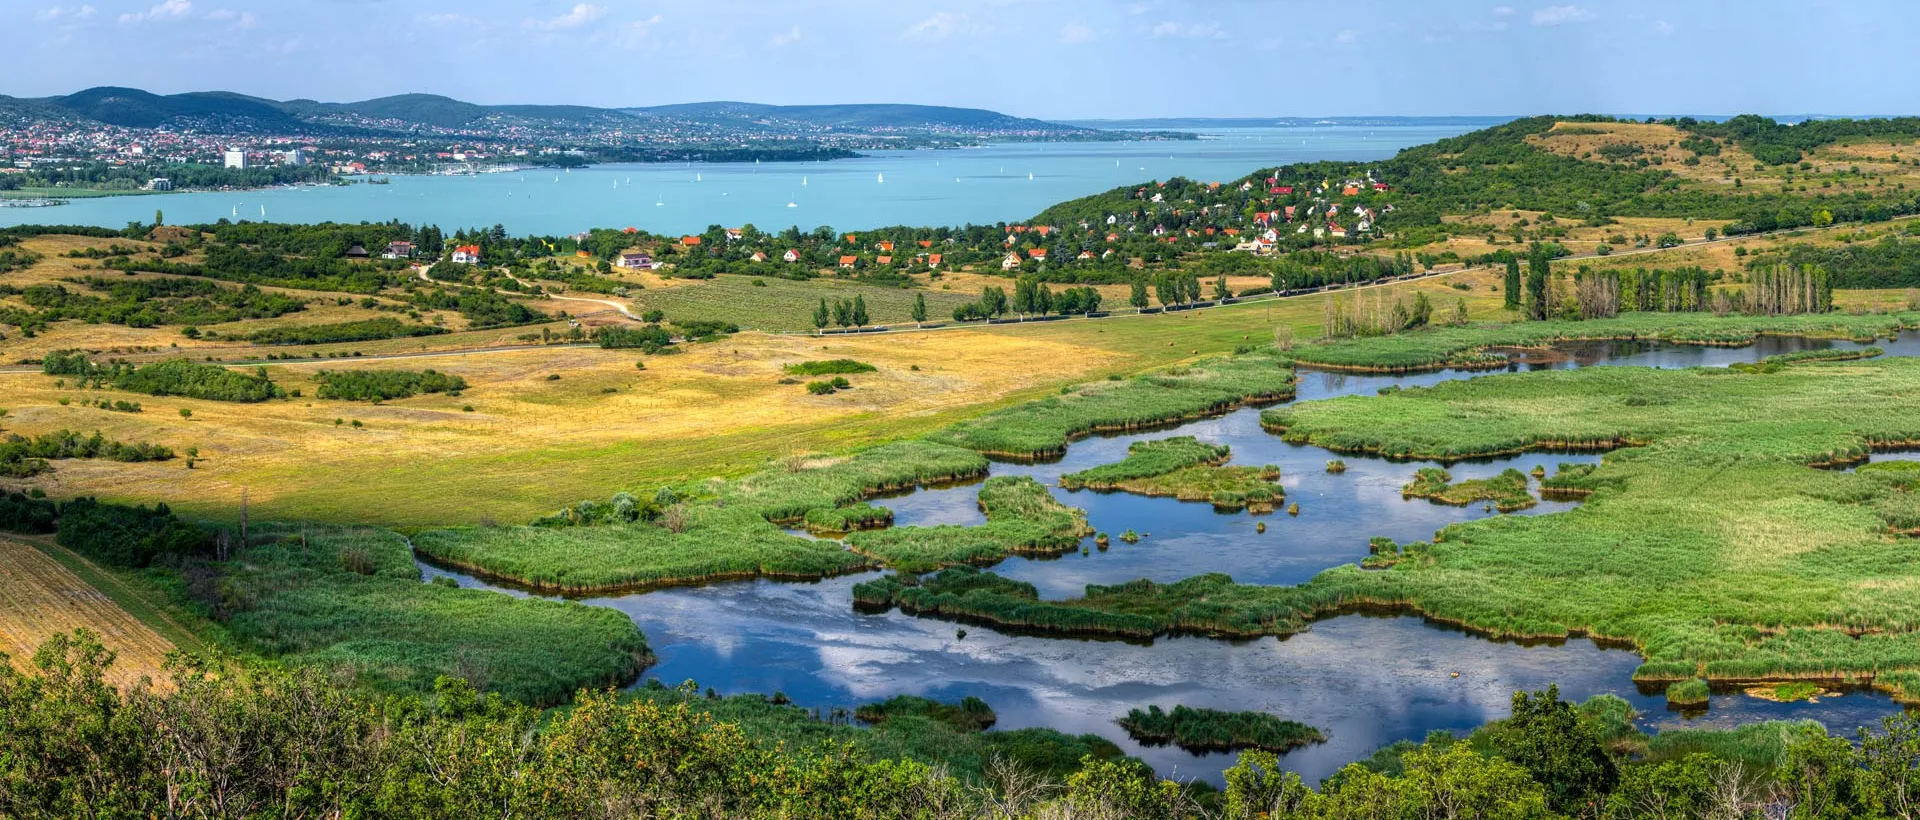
left=384, top=241, right=414, bottom=260
left=876, top=255, right=892, bottom=265
left=783, top=249, right=801, bottom=263
left=223, top=149, right=247, bottom=169
left=145, top=178, right=172, bottom=191
left=451, top=245, right=482, bottom=264
left=838, top=255, right=859, bottom=269
left=284, top=148, right=308, bottom=166
left=1001, top=252, right=1022, bottom=270
left=344, top=244, right=369, bottom=259
left=926, top=254, right=942, bottom=269
left=616, top=250, right=654, bottom=269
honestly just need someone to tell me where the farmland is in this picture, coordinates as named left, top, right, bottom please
left=0, top=535, right=178, bottom=690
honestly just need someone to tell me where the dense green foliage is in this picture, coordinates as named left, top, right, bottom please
left=0, top=491, right=58, bottom=533
left=245, top=317, right=447, bottom=345
left=1750, top=233, right=1920, bottom=289
left=927, top=352, right=1294, bottom=458
left=1060, top=437, right=1282, bottom=511
left=1402, top=467, right=1536, bottom=512
left=594, top=324, right=674, bottom=351
left=784, top=358, right=878, bottom=376
left=1118, top=705, right=1326, bottom=753
left=217, top=525, right=647, bottom=705
left=53, top=498, right=207, bottom=567
left=0, top=429, right=173, bottom=478
left=313, top=368, right=467, bottom=401
left=0, top=276, right=305, bottom=328
left=1058, top=436, right=1229, bottom=487
left=43, top=351, right=284, bottom=402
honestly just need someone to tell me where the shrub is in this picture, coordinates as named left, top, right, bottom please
left=783, top=359, right=877, bottom=376
left=314, top=369, right=468, bottom=402
left=805, top=381, right=836, bottom=395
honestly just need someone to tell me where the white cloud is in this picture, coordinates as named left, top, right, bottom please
left=598, top=14, right=662, bottom=50
left=1652, top=19, right=1674, bottom=35
left=35, top=4, right=95, bottom=22
left=117, top=0, right=191, bottom=25
left=523, top=3, right=605, bottom=32
left=1058, top=21, right=1096, bottom=44
left=202, top=8, right=252, bottom=27
left=1333, top=28, right=1357, bottom=44
left=1492, top=5, right=1515, bottom=14
left=902, top=12, right=985, bottom=42
left=1148, top=20, right=1227, bottom=39
left=770, top=25, right=801, bottom=47
left=1532, top=5, right=1596, bottom=26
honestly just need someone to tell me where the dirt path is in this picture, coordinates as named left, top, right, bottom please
left=0, top=536, right=177, bottom=690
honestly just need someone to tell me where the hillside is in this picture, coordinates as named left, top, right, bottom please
left=628, top=101, right=1102, bottom=134
left=41, top=87, right=317, bottom=133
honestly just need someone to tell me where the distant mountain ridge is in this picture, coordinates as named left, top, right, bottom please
left=9, top=87, right=1110, bottom=136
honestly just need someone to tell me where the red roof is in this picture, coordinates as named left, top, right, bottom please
left=927, top=254, right=943, bottom=264
left=1028, top=248, right=1047, bottom=259
left=453, top=244, right=480, bottom=255
left=838, top=255, right=858, bottom=264
left=681, top=236, right=702, bottom=246
left=877, top=255, right=893, bottom=264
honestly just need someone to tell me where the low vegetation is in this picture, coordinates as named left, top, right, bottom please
left=43, top=350, right=283, bottom=402
left=313, top=368, right=468, bottom=401
left=844, top=476, right=1091, bottom=572
left=246, top=318, right=447, bottom=346
left=1117, top=704, right=1326, bottom=753
left=1401, top=467, right=1536, bottom=512
left=0, top=429, right=173, bottom=478
left=1062, top=439, right=1282, bottom=511
left=783, top=359, right=877, bottom=376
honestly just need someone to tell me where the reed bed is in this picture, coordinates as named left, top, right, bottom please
left=1285, top=312, right=1918, bottom=373
left=845, top=477, right=1091, bottom=572
left=925, top=353, right=1295, bottom=458
left=716, top=441, right=989, bottom=523
left=1401, top=467, right=1536, bottom=512
left=801, top=503, right=893, bottom=534
left=224, top=524, right=649, bottom=705
left=1116, top=704, right=1326, bottom=753
left=413, top=505, right=875, bottom=593
left=1059, top=436, right=1281, bottom=510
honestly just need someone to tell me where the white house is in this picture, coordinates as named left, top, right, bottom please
left=451, top=245, right=481, bottom=264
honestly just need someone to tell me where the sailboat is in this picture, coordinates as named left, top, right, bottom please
left=786, top=193, right=797, bottom=208
left=877, top=173, right=884, bottom=184
left=259, top=204, right=266, bottom=219
left=655, top=194, right=664, bottom=207
left=1028, top=172, right=1034, bottom=181
left=801, top=177, right=807, bottom=187
left=231, top=205, right=237, bottom=217
left=696, top=172, right=702, bottom=182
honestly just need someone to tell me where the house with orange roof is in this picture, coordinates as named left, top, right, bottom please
left=877, top=241, right=894, bottom=252
left=450, top=245, right=481, bottom=264
left=1001, top=252, right=1022, bottom=270
left=927, top=254, right=943, bottom=269
left=681, top=236, right=702, bottom=247
left=1028, top=248, right=1048, bottom=260
left=1076, top=250, right=1093, bottom=260
left=838, top=255, right=858, bottom=269
left=749, top=251, right=767, bottom=262
left=918, top=240, right=933, bottom=248
left=876, top=255, right=893, bottom=265
left=783, top=249, right=801, bottom=262
left=845, top=234, right=858, bottom=243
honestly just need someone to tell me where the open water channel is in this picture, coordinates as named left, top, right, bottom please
left=421, top=331, right=1920, bottom=784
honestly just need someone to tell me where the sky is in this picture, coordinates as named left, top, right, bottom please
left=13, top=0, right=1914, bottom=119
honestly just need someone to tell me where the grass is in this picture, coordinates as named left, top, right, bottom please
left=1284, top=312, right=1920, bottom=373
left=0, top=535, right=179, bottom=690
left=1665, top=678, right=1711, bottom=707
left=926, top=352, right=1296, bottom=459
left=783, top=359, right=878, bottom=376
left=1401, top=467, right=1536, bottom=512
left=221, top=524, right=649, bottom=705
left=413, top=505, right=875, bottom=593
left=845, top=476, right=1092, bottom=572
left=862, top=355, right=1920, bottom=700
left=1116, top=704, right=1326, bottom=753
left=1058, top=436, right=1282, bottom=511
left=1058, top=436, right=1229, bottom=487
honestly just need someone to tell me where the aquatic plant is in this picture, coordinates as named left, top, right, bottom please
left=1117, top=704, right=1325, bottom=753
left=844, top=477, right=1090, bottom=572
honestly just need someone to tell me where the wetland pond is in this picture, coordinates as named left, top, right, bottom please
left=422, top=331, right=1920, bottom=784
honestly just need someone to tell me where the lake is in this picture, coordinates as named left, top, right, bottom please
left=1, top=125, right=1478, bottom=236
left=420, top=333, right=1920, bottom=785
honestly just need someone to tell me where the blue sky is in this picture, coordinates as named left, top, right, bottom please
left=14, top=0, right=1910, bottom=118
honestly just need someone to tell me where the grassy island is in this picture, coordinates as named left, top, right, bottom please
left=1401, top=467, right=1536, bottom=512
left=1117, top=704, right=1326, bottom=753
left=844, top=476, right=1091, bottom=572
left=1060, top=436, right=1282, bottom=511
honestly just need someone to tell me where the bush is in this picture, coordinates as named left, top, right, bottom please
left=247, top=318, right=446, bottom=346
left=314, top=369, right=469, bottom=402
left=54, top=498, right=207, bottom=568
left=783, top=359, right=877, bottom=376
left=805, top=381, right=836, bottom=395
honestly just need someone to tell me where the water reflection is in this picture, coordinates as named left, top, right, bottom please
left=417, top=332, right=1920, bottom=785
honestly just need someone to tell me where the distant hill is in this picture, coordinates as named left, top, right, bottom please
left=1060, top=116, right=1518, bottom=130
left=19, top=87, right=1129, bottom=140
left=40, top=87, right=315, bottom=132
left=628, top=101, right=1102, bottom=133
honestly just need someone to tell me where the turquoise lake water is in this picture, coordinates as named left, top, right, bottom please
left=1, top=125, right=1479, bottom=236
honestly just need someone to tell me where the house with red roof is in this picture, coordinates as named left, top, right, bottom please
left=783, top=249, right=801, bottom=262
left=927, top=254, right=943, bottom=269
left=450, top=245, right=481, bottom=264
left=838, top=255, right=859, bottom=269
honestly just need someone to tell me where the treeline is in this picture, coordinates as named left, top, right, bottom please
left=43, top=351, right=284, bottom=402
left=0, top=160, right=333, bottom=191
left=594, top=325, right=675, bottom=352
left=1681, top=114, right=1920, bottom=166
left=406, top=286, right=545, bottom=327
left=314, top=369, right=467, bottom=401
left=951, top=280, right=1106, bottom=322
left=0, top=277, right=305, bottom=328
left=0, top=429, right=174, bottom=478
left=106, top=244, right=403, bottom=294
left=1752, top=233, right=1920, bottom=289
left=246, top=317, right=447, bottom=345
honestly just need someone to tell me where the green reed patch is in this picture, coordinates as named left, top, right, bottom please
left=222, top=524, right=648, bottom=705
left=1117, top=704, right=1325, bottom=753
left=783, top=359, right=877, bottom=376
left=845, top=477, right=1090, bottom=572
left=1401, top=467, right=1536, bottom=512
left=1058, top=437, right=1229, bottom=488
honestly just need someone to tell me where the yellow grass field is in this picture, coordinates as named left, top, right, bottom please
left=0, top=536, right=177, bottom=690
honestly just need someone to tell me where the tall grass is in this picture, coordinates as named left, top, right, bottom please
left=1401, top=467, right=1535, bottom=512
left=1117, top=704, right=1325, bottom=753
left=223, top=524, right=648, bottom=705
left=414, top=505, right=874, bottom=592
left=1057, top=436, right=1229, bottom=488
left=845, top=477, right=1090, bottom=572
left=926, top=353, right=1294, bottom=458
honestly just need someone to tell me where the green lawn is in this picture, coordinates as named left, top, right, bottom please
left=630, top=274, right=980, bottom=331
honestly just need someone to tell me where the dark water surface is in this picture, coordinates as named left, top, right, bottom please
left=421, top=332, right=1920, bottom=784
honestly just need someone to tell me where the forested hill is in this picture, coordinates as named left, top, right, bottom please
left=627, top=101, right=1117, bottom=135
left=1032, top=114, right=1920, bottom=240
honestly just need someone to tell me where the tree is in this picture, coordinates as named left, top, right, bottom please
left=1525, top=246, right=1551, bottom=321
left=850, top=295, right=869, bottom=327
left=1503, top=253, right=1522, bottom=310
left=812, top=298, right=829, bottom=333
left=1184, top=273, right=1202, bottom=304
left=153, top=209, right=164, bottom=228
left=178, top=408, right=192, bottom=420
left=909, top=293, right=927, bottom=327
left=1481, top=685, right=1617, bottom=813
left=1012, top=279, right=1036, bottom=317
left=1154, top=275, right=1174, bottom=308
left=1129, top=278, right=1150, bottom=310
left=1410, top=291, right=1433, bottom=328
left=1213, top=274, right=1230, bottom=301
left=1034, top=283, right=1053, bottom=315
left=980, top=286, right=1008, bottom=318
left=831, top=299, right=852, bottom=328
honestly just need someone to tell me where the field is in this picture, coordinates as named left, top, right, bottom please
left=626, top=272, right=981, bottom=331
left=0, top=535, right=178, bottom=690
